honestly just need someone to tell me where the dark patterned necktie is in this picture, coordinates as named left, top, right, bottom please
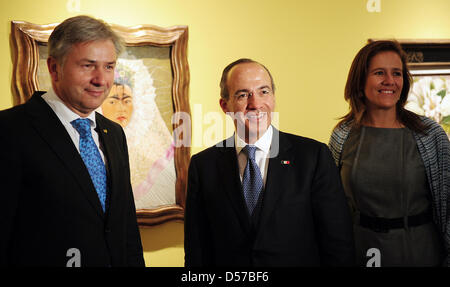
left=242, top=145, right=263, bottom=215
left=71, top=118, right=107, bottom=212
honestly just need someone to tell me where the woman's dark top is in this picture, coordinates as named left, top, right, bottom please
left=341, top=126, right=444, bottom=266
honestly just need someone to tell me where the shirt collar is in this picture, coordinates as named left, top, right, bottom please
left=235, top=125, right=273, bottom=155
left=43, top=87, right=97, bottom=128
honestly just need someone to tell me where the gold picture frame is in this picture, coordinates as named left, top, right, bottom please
left=10, top=20, right=191, bottom=226
left=368, top=38, right=450, bottom=73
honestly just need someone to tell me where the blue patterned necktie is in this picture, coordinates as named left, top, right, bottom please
left=71, top=118, right=107, bottom=212
left=242, top=145, right=263, bottom=215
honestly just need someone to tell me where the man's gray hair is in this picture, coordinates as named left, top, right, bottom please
left=48, top=15, right=123, bottom=64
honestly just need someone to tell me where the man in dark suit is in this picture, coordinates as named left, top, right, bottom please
left=184, top=58, right=355, bottom=266
left=0, top=16, right=144, bottom=266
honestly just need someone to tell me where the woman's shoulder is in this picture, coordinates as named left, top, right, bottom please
left=417, top=116, right=446, bottom=134
left=331, top=120, right=353, bottom=137
left=418, top=115, right=439, bottom=126
left=413, top=116, right=449, bottom=146
left=329, top=120, right=353, bottom=153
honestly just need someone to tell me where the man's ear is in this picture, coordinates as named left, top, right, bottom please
left=47, top=57, right=60, bottom=82
left=219, top=98, right=229, bottom=113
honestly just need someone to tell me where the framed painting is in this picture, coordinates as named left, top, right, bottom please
left=369, top=39, right=450, bottom=137
left=10, top=20, right=191, bottom=226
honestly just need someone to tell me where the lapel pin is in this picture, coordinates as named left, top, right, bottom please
left=103, top=129, right=108, bottom=134
left=281, top=160, right=290, bottom=165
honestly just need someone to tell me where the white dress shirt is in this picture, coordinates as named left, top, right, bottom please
left=235, top=125, right=273, bottom=186
left=42, top=88, right=106, bottom=164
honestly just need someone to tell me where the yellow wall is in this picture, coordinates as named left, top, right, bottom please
left=1, top=0, right=450, bottom=266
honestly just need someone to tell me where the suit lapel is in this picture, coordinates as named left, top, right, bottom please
left=25, top=93, right=105, bottom=218
left=217, top=136, right=251, bottom=235
left=257, top=129, right=293, bottom=236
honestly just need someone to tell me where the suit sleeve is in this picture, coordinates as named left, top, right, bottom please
left=311, top=143, right=355, bottom=266
left=121, top=128, right=145, bottom=267
left=184, top=156, right=212, bottom=266
left=0, top=122, right=22, bottom=266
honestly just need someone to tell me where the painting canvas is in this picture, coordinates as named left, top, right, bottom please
left=405, top=74, right=450, bottom=137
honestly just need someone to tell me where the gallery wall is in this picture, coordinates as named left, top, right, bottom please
left=1, top=0, right=449, bottom=266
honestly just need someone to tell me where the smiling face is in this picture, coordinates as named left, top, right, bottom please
left=47, top=39, right=117, bottom=117
left=364, top=51, right=404, bottom=113
left=220, top=62, right=275, bottom=144
left=102, top=84, right=134, bottom=127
